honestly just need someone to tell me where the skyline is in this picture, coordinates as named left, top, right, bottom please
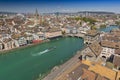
left=0, top=0, right=120, bottom=13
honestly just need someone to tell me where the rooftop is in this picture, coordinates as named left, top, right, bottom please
left=82, top=60, right=117, bottom=80
left=89, top=42, right=102, bottom=57
left=102, top=35, right=120, bottom=42
left=110, top=30, right=120, bottom=37
left=47, top=27, right=61, bottom=32
left=3, top=38, right=12, bottom=43
left=113, top=56, right=120, bottom=67
left=86, top=30, right=99, bottom=37
left=68, top=64, right=89, bottom=80
left=81, top=69, right=96, bottom=80
left=54, top=62, right=89, bottom=80
left=96, top=75, right=110, bottom=80
left=116, top=71, right=120, bottom=80
left=115, top=49, right=120, bottom=55
left=100, top=41, right=120, bottom=49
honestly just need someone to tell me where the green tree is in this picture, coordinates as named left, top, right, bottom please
left=115, top=21, right=120, bottom=26
left=100, top=25, right=106, bottom=28
left=91, top=26, right=97, bottom=30
left=81, top=17, right=97, bottom=25
left=75, top=17, right=81, bottom=21
left=62, top=30, right=66, bottom=35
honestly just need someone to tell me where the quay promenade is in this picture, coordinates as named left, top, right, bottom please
left=42, top=49, right=85, bottom=80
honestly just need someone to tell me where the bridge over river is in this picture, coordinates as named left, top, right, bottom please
left=67, top=33, right=85, bottom=38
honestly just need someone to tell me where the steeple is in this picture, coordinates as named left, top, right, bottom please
left=35, top=8, right=39, bottom=20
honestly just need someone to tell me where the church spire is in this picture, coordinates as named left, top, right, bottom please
left=35, top=8, right=39, bottom=19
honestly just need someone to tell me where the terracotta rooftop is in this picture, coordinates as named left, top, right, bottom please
left=113, top=56, right=120, bottom=67
left=25, top=21, right=34, bottom=26
left=5, top=19, right=14, bottom=25
left=110, top=30, right=120, bottom=37
left=96, top=75, right=110, bottom=80
left=14, top=19, right=24, bottom=25
left=89, top=42, right=102, bottom=57
left=67, top=64, right=89, bottom=80
left=115, top=49, right=120, bottom=55
left=102, top=35, right=120, bottom=42
left=12, top=34, right=20, bottom=39
left=100, top=40, right=120, bottom=49
left=47, top=28, right=61, bottom=32
left=84, top=60, right=116, bottom=80
left=86, top=30, right=99, bottom=37
left=3, top=38, right=12, bottom=43
left=54, top=62, right=83, bottom=80
left=81, top=69, right=97, bottom=80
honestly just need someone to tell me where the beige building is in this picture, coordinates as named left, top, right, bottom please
left=84, top=30, right=100, bottom=44
left=3, top=38, right=15, bottom=50
left=45, top=31, right=62, bottom=39
left=45, top=28, right=62, bottom=39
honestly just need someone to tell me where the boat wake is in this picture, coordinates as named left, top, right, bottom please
left=32, top=49, right=49, bottom=56
left=31, top=46, right=56, bottom=56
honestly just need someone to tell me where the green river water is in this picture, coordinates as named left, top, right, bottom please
left=0, top=25, right=119, bottom=80
left=0, top=37, right=84, bottom=80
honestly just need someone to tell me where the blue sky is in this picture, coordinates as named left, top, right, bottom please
left=0, top=0, right=120, bottom=13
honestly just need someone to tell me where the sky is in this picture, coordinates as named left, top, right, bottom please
left=0, top=0, right=120, bottom=13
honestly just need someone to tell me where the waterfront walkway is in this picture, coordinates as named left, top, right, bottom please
left=42, top=51, right=82, bottom=80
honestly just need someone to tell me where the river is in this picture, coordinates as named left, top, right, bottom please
left=99, top=25, right=119, bottom=32
left=0, top=37, right=84, bottom=80
left=0, top=25, right=119, bottom=80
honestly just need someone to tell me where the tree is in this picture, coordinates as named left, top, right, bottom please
left=100, top=25, right=106, bottom=28
left=91, top=26, right=97, bottom=30
left=81, top=17, right=97, bottom=25
left=75, top=17, right=81, bottom=21
left=62, top=30, right=66, bottom=35
left=115, top=21, right=120, bottom=26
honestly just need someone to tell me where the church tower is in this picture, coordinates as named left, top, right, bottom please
left=35, top=8, right=39, bottom=20
left=34, top=8, right=40, bottom=25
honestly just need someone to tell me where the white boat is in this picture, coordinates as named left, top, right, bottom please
left=32, top=46, right=56, bottom=56
left=38, top=49, right=49, bottom=55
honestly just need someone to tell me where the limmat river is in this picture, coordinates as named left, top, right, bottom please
left=0, top=37, right=84, bottom=80
left=99, top=25, right=119, bottom=32
left=0, top=25, right=119, bottom=80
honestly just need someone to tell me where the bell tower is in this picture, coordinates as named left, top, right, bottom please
left=34, top=8, right=40, bottom=25
left=35, top=8, right=39, bottom=20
